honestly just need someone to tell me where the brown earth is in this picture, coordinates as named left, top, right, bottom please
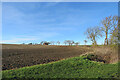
left=2, top=44, right=92, bottom=70
left=2, top=44, right=118, bottom=70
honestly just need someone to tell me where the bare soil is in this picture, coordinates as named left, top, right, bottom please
left=2, top=44, right=92, bottom=70
left=2, top=44, right=118, bottom=70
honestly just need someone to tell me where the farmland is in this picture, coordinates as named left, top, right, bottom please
left=2, top=2, right=119, bottom=79
left=2, top=44, right=119, bottom=79
left=2, top=54, right=119, bottom=79
left=2, top=44, right=92, bottom=70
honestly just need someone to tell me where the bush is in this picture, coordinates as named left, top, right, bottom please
left=84, top=54, right=106, bottom=63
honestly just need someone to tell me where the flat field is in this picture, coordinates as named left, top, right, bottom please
left=2, top=44, right=92, bottom=70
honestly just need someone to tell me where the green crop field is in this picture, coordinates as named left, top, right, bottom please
left=2, top=54, right=119, bottom=79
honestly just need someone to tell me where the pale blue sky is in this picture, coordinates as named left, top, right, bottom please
left=2, top=2, right=118, bottom=45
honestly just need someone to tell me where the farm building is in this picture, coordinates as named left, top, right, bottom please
left=43, top=42, right=50, bottom=45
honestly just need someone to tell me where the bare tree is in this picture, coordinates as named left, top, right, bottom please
left=22, top=43, right=25, bottom=45
left=64, top=40, right=67, bottom=45
left=65, top=40, right=74, bottom=46
left=57, top=41, right=60, bottom=45
left=85, top=26, right=102, bottom=45
left=109, top=16, right=118, bottom=45
left=50, top=41, right=55, bottom=45
left=66, top=40, right=71, bottom=46
left=75, top=42, right=80, bottom=46
left=40, top=41, right=45, bottom=45
left=34, top=43, right=38, bottom=45
left=101, top=16, right=112, bottom=45
left=70, top=40, right=74, bottom=46
left=84, top=40, right=87, bottom=45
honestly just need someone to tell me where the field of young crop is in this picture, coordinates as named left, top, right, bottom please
left=2, top=54, right=119, bottom=79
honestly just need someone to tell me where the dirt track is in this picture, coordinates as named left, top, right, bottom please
left=2, top=44, right=92, bottom=70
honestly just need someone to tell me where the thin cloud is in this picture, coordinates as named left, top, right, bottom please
left=44, top=2, right=60, bottom=7
left=1, top=38, right=37, bottom=43
left=1, top=32, right=60, bottom=43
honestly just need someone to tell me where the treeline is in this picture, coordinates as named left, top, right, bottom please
left=85, top=15, right=119, bottom=46
left=23, top=40, right=82, bottom=46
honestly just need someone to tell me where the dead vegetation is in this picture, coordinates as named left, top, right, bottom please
left=91, top=46, right=118, bottom=64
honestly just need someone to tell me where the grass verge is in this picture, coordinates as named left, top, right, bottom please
left=2, top=55, right=119, bottom=79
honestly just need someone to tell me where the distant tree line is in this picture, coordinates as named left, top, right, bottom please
left=23, top=40, right=82, bottom=46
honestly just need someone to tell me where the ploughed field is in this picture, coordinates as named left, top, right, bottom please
left=2, top=44, right=92, bottom=70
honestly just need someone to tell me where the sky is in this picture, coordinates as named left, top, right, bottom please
left=1, top=2, right=118, bottom=45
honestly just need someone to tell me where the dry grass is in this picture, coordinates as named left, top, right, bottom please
left=92, top=46, right=118, bottom=64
